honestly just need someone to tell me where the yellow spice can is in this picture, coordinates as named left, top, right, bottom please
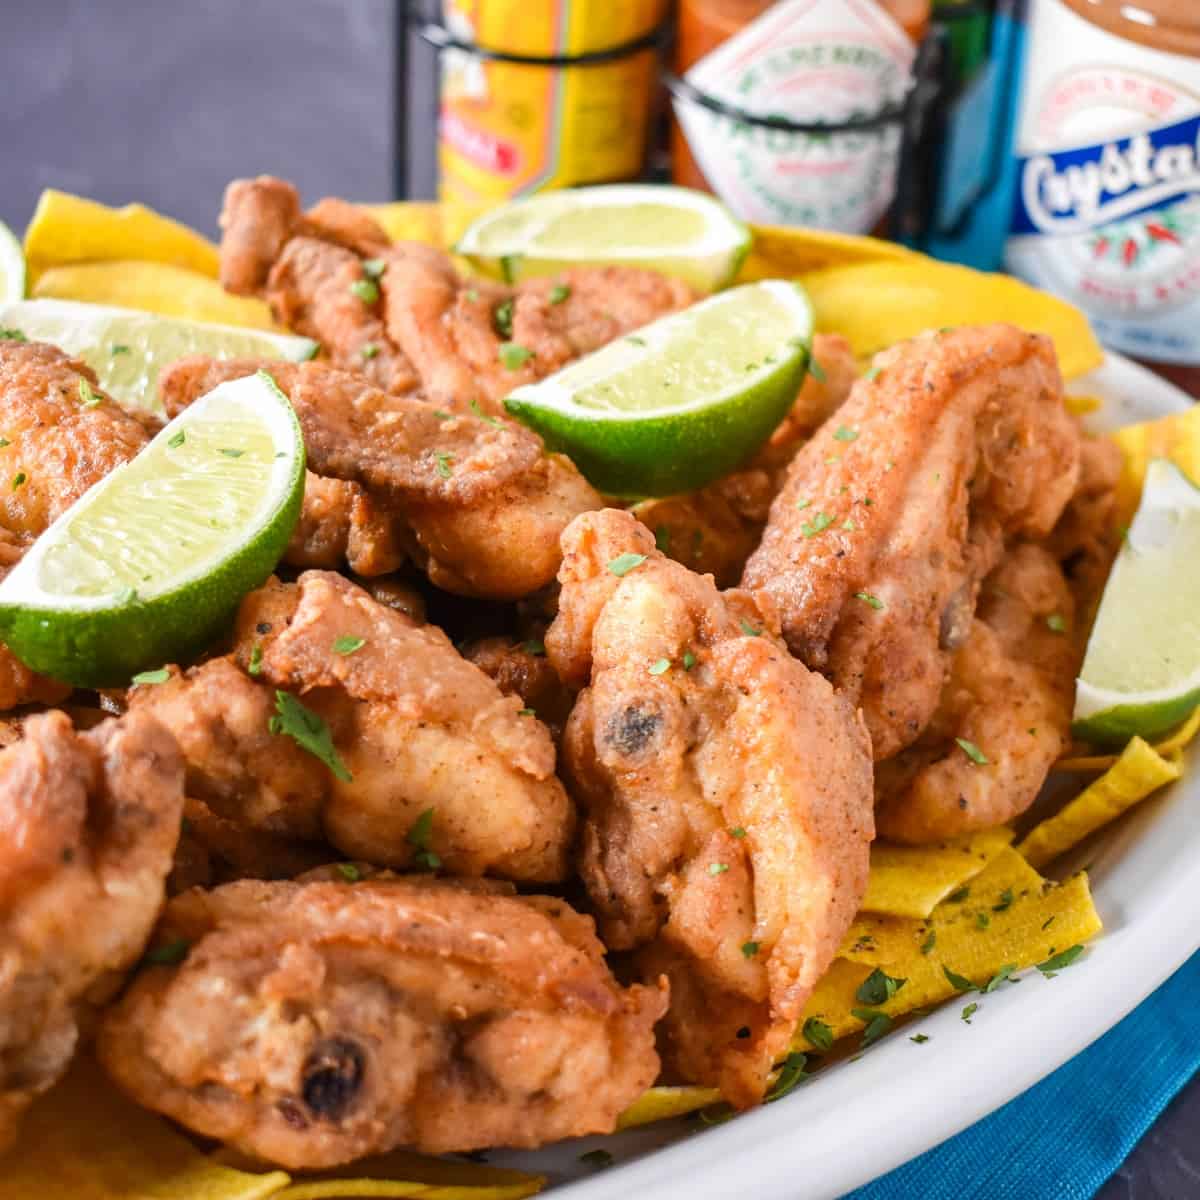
left=438, top=0, right=668, bottom=207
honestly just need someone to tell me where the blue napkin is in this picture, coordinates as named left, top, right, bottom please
left=845, top=951, right=1200, bottom=1200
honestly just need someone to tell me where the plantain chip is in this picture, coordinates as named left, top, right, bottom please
left=1065, top=393, right=1103, bottom=416
left=617, top=1085, right=723, bottom=1130
left=3, top=1057, right=288, bottom=1200
left=737, top=223, right=916, bottom=282
left=795, top=850, right=1102, bottom=1047
left=1019, top=737, right=1182, bottom=869
left=23, top=189, right=219, bottom=286
left=362, top=202, right=450, bottom=249
left=32, top=260, right=280, bottom=330
left=1110, top=401, right=1200, bottom=527
left=796, top=258, right=1104, bottom=380
left=862, top=827, right=1014, bottom=919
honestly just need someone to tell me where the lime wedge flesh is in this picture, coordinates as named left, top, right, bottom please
left=0, top=298, right=316, bottom=413
left=504, top=280, right=812, bottom=498
left=1074, top=458, right=1200, bottom=744
left=0, top=221, right=25, bottom=303
left=0, top=371, right=305, bottom=686
left=456, top=184, right=751, bottom=293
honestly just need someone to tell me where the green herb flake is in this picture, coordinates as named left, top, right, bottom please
left=654, top=525, right=671, bottom=553
left=955, top=737, right=989, bottom=766
left=852, top=1009, right=893, bottom=1046
left=1042, top=916, right=1056, bottom=931
left=144, top=938, right=190, bottom=967
left=800, top=512, right=834, bottom=538
left=167, top=429, right=186, bottom=449
left=518, top=708, right=536, bottom=717
left=765, top=1052, right=808, bottom=1102
left=433, top=409, right=452, bottom=422
left=741, top=940, right=760, bottom=958
left=607, top=552, right=646, bottom=577
left=333, top=635, right=366, bottom=656
left=983, top=963, right=1019, bottom=993
left=730, top=826, right=747, bottom=839
left=1046, top=613, right=1068, bottom=634
left=648, top=657, right=671, bottom=676
left=682, top=651, right=697, bottom=671
left=11, top=472, right=25, bottom=491
left=578, top=1149, right=613, bottom=1169
left=626, top=335, right=646, bottom=347
left=735, top=618, right=760, bottom=638
left=855, top=591, right=884, bottom=610
left=833, top=426, right=859, bottom=442
left=219, top=447, right=245, bottom=459
left=961, top=1002, right=979, bottom=1024
left=349, top=277, right=380, bottom=304
left=247, top=644, right=263, bottom=677
left=975, top=911, right=991, bottom=930
left=946, top=886, right=970, bottom=904
left=492, top=298, right=514, bottom=338
left=865, top=366, right=881, bottom=381
left=795, top=497, right=812, bottom=510
left=335, top=862, right=361, bottom=882
left=498, top=341, right=533, bottom=370
left=808, top=358, right=826, bottom=383
left=0, top=327, right=27, bottom=342
left=465, top=289, right=479, bottom=303
left=361, top=342, right=380, bottom=359
left=469, top=397, right=502, bottom=426
left=1036, top=944, right=1085, bottom=976
left=855, top=967, right=907, bottom=1006
left=0, top=438, right=8, bottom=448
left=361, top=257, right=387, bottom=280
left=910, top=1033, right=930, bottom=1044
left=549, top=283, right=571, bottom=305
left=708, top=862, right=729, bottom=876
left=435, top=451, right=454, bottom=479
left=110, top=343, right=131, bottom=355
left=406, top=807, right=441, bottom=871
left=131, top=668, right=170, bottom=686
left=78, top=378, right=103, bottom=408
left=920, top=929, right=936, bottom=955
left=269, top=691, right=352, bottom=782
left=522, top=639, right=546, bottom=656
left=802, top=1017, right=834, bottom=1052
left=992, top=888, right=1014, bottom=913
left=943, top=965, right=974, bottom=992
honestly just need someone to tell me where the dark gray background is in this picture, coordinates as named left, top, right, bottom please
left=0, top=3, right=1195, bottom=1196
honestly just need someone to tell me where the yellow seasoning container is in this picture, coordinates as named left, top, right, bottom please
left=438, top=0, right=669, bottom=208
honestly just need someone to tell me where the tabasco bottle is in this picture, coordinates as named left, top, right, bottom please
left=671, top=0, right=931, bottom=234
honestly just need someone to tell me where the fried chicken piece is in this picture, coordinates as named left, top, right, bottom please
left=286, top=472, right=406, bottom=577
left=0, top=710, right=184, bottom=1149
left=462, top=636, right=575, bottom=740
left=219, top=175, right=303, bottom=296
left=547, top=510, right=873, bottom=1105
left=160, top=356, right=602, bottom=599
left=743, top=324, right=1082, bottom=760
left=98, top=877, right=666, bottom=1166
left=875, top=543, right=1079, bottom=843
left=633, top=334, right=859, bottom=587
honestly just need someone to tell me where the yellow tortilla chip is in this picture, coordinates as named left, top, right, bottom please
left=862, top=827, right=1014, bottom=919
left=1065, top=394, right=1103, bottom=416
left=617, top=1085, right=723, bottom=1130
left=795, top=850, right=1102, bottom=1047
left=1110, top=402, right=1200, bottom=526
left=362, top=202, right=450, bottom=249
left=32, top=260, right=280, bottom=330
left=1019, top=737, right=1182, bottom=869
left=272, top=1152, right=543, bottom=1200
left=3, top=1057, right=288, bottom=1199
left=23, top=189, right=219, bottom=286
left=797, top=258, right=1104, bottom=380
left=738, top=223, right=916, bottom=282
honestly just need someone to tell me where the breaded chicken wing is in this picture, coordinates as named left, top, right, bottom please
left=743, top=325, right=1081, bottom=760
left=547, top=510, right=873, bottom=1105
left=97, top=878, right=666, bottom=1166
left=874, top=543, right=1079, bottom=842
left=0, top=710, right=184, bottom=1149
left=159, top=356, right=602, bottom=599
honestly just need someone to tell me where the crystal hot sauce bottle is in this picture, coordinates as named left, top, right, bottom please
left=671, top=0, right=930, bottom=234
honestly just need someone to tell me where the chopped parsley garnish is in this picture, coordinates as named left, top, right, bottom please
left=708, top=862, right=729, bottom=876
left=78, top=379, right=103, bottom=408
left=361, top=342, right=380, bottom=359
left=741, top=940, right=760, bottom=958
left=219, top=447, right=245, bottom=458
left=975, top=911, right=991, bottom=929
left=920, top=929, right=936, bottom=955
left=1036, top=944, right=1085, bottom=975
left=739, top=618, right=761, bottom=637
left=648, top=657, right=671, bottom=675
left=492, top=298, right=514, bottom=338
left=802, top=1017, right=834, bottom=1052
left=167, top=429, right=186, bottom=449
left=992, top=888, right=1014, bottom=913
left=842, top=518, right=857, bottom=531
left=361, top=257, right=387, bottom=280
left=943, top=966, right=974, bottom=992
left=955, top=737, right=989, bottom=766
left=549, top=283, right=571, bottom=305
left=110, top=343, right=131, bottom=355
left=795, top=497, right=811, bottom=510
left=518, top=708, right=536, bottom=717
left=144, top=937, right=190, bottom=966
left=11, top=472, right=25, bottom=490
left=433, top=409, right=453, bottom=421
left=682, top=651, right=697, bottom=670
left=247, top=643, right=263, bottom=677
left=1046, top=613, right=1068, bottom=633
left=607, top=552, right=646, bottom=577
left=800, top=512, right=834, bottom=538
left=269, top=691, right=352, bottom=781
left=1042, top=916, right=1056, bottom=931
left=765, top=1052, right=808, bottom=1102
left=946, top=886, right=970, bottom=903
left=349, top=277, right=379, bottom=304
left=332, top=635, right=366, bottom=656
left=522, top=639, right=546, bottom=656
left=469, top=397, right=501, bottom=426
left=855, top=591, right=884, bottom=610
left=808, top=357, right=826, bottom=383
left=0, top=327, right=27, bottom=341
left=961, top=1002, right=979, bottom=1024
left=626, top=335, right=646, bottom=346
left=0, top=438, right=7, bottom=448
left=730, top=826, right=747, bottom=839
left=131, top=668, right=170, bottom=686
left=910, top=1033, right=930, bottom=1044
left=407, top=807, right=441, bottom=871
left=982, top=963, right=1019, bottom=993
left=435, top=451, right=454, bottom=478
left=578, top=1149, right=613, bottom=1169
left=465, top=289, right=479, bottom=303
left=833, top=426, right=858, bottom=442
left=336, top=862, right=361, bottom=882
left=852, top=1008, right=893, bottom=1046
left=864, top=366, right=881, bottom=381
left=498, top=341, right=532, bottom=370
left=855, top=967, right=907, bottom=1006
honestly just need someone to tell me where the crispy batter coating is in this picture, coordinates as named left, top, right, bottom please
left=547, top=510, right=873, bottom=1105
left=0, top=710, right=184, bottom=1149
left=462, top=635, right=575, bottom=741
left=97, top=878, right=666, bottom=1166
left=238, top=571, right=573, bottom=879
left=875, top=543, right=1079, bottom=842
left=160, top=356, right=602, bottom=599
left=743, top=325, right=1081, bottom=760
left=219, top=175, right=303, bottom=297
left=287, top=471, right=406, bottom=577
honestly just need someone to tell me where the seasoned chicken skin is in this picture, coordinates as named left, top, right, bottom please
left=875, top=543, right=1080, bottom=843
left=548, top=510, right=873, bottom=1105
left=97, top=878, right=667, bottom=1166
left=743, top=324, right=1081, bottom=760
left=0, top=710, right=184, bottom=1149
left=160, top=356, right=602, bottom=600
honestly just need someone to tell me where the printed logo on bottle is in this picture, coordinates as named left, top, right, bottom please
left=672, top=0, right=914, bottom=233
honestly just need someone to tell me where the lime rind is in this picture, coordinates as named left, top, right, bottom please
left=0, top=371, right=304, bottom=685
left=0, top=220, right=25, bottom=303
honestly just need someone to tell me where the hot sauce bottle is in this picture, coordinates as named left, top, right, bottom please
left=671, top=0, right=930, bottom=234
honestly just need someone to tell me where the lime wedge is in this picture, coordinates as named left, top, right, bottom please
left=0, top=220, right=25, bottom=302
left=0, top=298, right=316, bottom=413
left=0, top=371, right=305, bottom=686
left=1073, top=458, right=1200, bottom=744
left=456, top=184, right=751, bottom=293
left=504, top=280, right=812, bottom=498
